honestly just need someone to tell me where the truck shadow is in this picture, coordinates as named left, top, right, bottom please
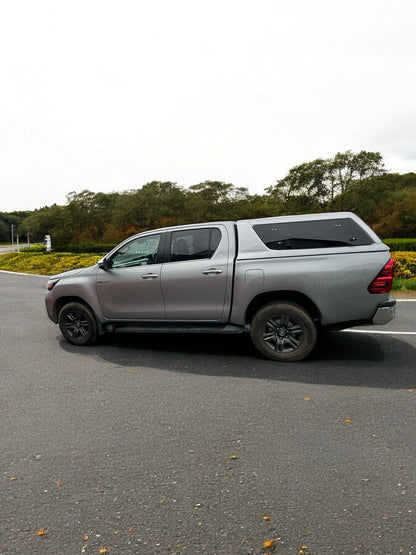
left=61, top=329, right=416, bottom=390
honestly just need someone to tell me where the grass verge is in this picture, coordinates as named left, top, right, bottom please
left=0, top=252, right=102, bottom=275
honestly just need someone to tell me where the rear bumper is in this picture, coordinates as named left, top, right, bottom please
left=372, top=296, right=396, bottom=325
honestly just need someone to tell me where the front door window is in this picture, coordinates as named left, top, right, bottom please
left=110, top=234, right=161, bottom=268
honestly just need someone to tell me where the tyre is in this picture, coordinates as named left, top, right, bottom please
left=58, top=302, right=99, bottom=346
left=250, top=302, right=317, bottom=362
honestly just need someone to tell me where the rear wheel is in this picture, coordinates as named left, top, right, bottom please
left=250, top=302, right=317, bottom=362
left=58, top=302, right=98, bottom=346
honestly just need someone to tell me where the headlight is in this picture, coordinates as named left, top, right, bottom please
left=46, top=279, right=59, bottom=291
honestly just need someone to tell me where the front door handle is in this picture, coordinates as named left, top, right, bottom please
left=141, top=273, right=159, bottom=279
left=202, top=268, right=223, bottom=275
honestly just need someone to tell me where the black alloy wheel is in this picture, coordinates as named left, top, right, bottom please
left=58, top=302, right=99, bottom=346
left=250, top=302, right=317, bottom=362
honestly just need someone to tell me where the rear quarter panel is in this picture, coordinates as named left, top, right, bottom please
left=231, top=216, right=391, bottom=326
left=231, top=249, right=391, bottom=325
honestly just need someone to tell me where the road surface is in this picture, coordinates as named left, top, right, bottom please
left=1, top=272, right=415, bottom=554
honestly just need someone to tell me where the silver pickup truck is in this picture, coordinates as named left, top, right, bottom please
left=45, top=212, right=396, bottom=361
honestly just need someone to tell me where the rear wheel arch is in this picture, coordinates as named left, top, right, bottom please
left=245, top=291, right=321, bottom=325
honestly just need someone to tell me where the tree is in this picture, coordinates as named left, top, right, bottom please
left=267, top=150, right=386, bottom=212
left=65, top=190, right=121, bottom=243
left=327, top=151, right=385, bottom=209
left=342, top=173, right=416, bottom=237
left=22, top=204, right=72, bottom=244
left=137, top=181, right=186, bottom=228
left=0, top=211, right=31, bottom=243
left=0, top=216, right=9, bottom=242
left=112, top=182, right=186, bottom=233
left=267, top=159, right=328, bottom=212
left=185, top=181, right=251, bottom=221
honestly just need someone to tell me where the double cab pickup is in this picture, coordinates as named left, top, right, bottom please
left=45, top=212, right=396, bottom=361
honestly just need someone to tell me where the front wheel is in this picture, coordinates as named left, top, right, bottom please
left=58, top=302, right=99, bottom=346
left=250, top=302, right=317, bottom=362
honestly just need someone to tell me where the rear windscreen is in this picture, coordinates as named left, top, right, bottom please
left=253, top=218, right=373, bottom=250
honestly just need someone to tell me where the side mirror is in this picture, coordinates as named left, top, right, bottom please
left=98, top=257, right=110, bottom=271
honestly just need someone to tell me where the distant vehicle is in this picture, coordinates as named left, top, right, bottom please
left=45, top=212, right=395, bottom=361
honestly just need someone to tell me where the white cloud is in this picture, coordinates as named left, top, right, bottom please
left=1, top=0, right=415, bottom=211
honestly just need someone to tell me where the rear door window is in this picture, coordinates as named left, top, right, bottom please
left=169, top=228, right=221, bottom=262
left=253, top=218, right=373, bottom=250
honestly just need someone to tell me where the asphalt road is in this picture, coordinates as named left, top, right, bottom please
left=1, top=272, right=415, bottom=555
left=0, top=244, right=30, bottom=254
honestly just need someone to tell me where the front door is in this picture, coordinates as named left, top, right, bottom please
left=97, top=233, right=165, bottom=319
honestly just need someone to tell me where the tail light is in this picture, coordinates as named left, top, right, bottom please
left=368, top=258, right=394, bottom=294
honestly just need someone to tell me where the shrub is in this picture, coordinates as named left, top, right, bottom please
left=393, top=277, right=416, bottom=291
left=21, top=244, right=47, bottom=253
left=391, top=252, right=416, bottom=279
left=385, top=238, right=416, bottom=251
left=54, top=243, right=117, bottom=254
left=0, top=252, right=102, bottom=275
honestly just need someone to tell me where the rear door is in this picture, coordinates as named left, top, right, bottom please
left=160, top=225, right=232, bottom=321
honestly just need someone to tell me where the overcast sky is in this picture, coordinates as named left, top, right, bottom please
left=1, top=0, right=415, bottom=212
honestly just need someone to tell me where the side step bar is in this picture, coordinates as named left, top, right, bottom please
left=104, top=323, right=246, bottom=335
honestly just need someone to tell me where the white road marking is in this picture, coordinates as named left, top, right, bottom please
left=344, top=329, right=416, bottom=335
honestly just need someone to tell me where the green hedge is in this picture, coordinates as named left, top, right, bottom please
left=54, top=243, right=117, bottom=254
left=384, top=238, right=416, bottom=251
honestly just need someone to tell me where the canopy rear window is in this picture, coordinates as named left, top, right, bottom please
left=253, top=218, right=373, bottom=250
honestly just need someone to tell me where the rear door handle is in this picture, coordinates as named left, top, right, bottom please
left=141, top=273, right=159, bottom=279
left=202, top=268, right=223, bottom=275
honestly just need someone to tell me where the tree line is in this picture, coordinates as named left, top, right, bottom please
left=1, top=150, right=415, bottom=246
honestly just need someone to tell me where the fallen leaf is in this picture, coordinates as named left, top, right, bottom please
left=263, top=539, right=275, bottom=549
left=344, top=419, right=352, bottom=424
left=37, top=528, right=48, bottom=536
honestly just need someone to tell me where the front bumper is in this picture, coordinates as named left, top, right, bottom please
left=372, top=296, right=396, bottom=325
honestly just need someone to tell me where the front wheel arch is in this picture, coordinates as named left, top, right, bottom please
left=250, top=301, right=317, bottom=362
